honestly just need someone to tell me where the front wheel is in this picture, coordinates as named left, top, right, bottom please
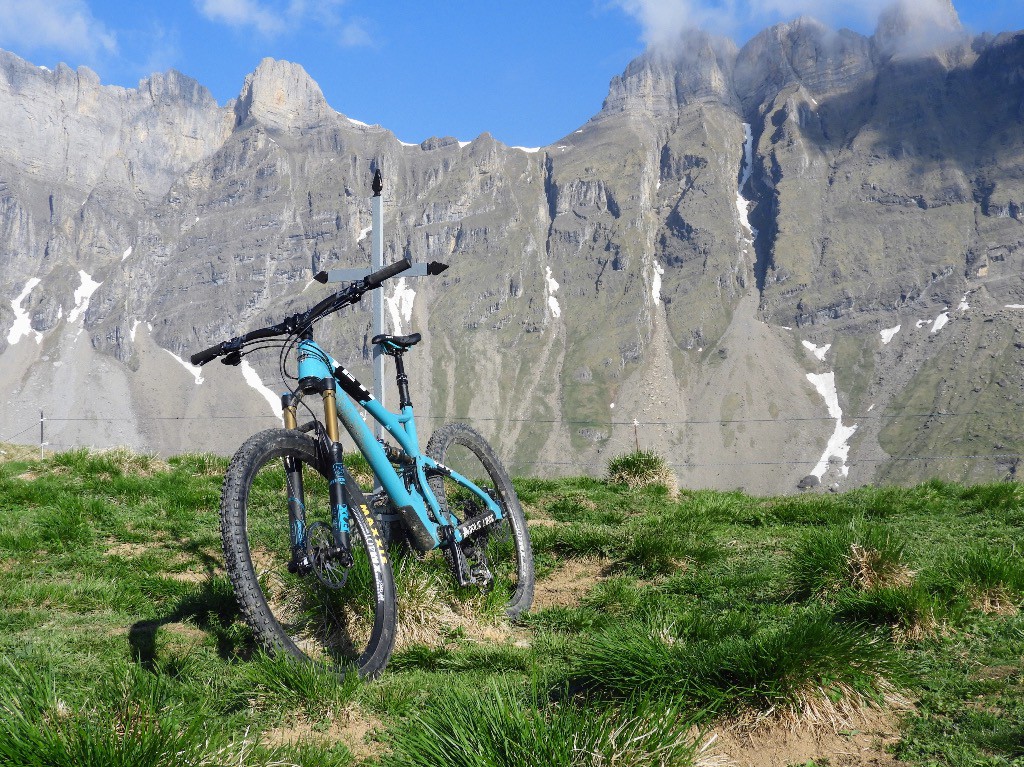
left=220, top=429, right=396, bottom=677
left=426, top=423, right=534, bottom=618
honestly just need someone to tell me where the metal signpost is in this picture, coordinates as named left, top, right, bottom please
left=315, top=169, right=437, bottom=440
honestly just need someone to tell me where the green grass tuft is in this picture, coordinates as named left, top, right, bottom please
left=383, top=677, right=701, bottom=767
left=607, top=450, right=678, bottom=494
left=235, top=652, right=362, bottom=717
left=941, top=543, right=1024, bottom=612
left=788, top=520, right=913, bottom=599
left=564, top=609, right=909, bottom=720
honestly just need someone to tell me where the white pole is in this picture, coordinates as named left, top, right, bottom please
left=371, top=170, right=385, bottom=442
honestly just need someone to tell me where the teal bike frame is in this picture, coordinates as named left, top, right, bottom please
left=292, top=338, right=503, bottom=552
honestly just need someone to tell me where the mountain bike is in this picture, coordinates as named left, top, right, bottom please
left=190, top=258, right=534, bottom=677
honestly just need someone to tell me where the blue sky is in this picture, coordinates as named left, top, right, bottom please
left=0, top=0, right=1020, bottom=148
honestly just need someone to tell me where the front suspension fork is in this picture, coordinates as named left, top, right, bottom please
left=282, top=385, right=352, bottom=568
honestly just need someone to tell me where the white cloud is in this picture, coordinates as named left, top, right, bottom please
left=615, top=0, right=730, bottom=45
left=0, top=0, right=116, bottom=58
left=614, top=0, right=961, bottom=47
left=195, top=0, right=287, bottom=35
left=196, top=0, right=372, bottom=45
left=338, top=19, right=372, bottom=47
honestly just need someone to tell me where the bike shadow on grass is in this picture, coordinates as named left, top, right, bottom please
left=127, top=551, right=257, bottom=671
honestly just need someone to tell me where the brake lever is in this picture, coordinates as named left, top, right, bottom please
left=220, top=338, right=243, bottom=366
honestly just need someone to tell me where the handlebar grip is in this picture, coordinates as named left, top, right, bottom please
left=190, top=343, right=224, bottom=366
left=364, top=257, right=412, bottom=289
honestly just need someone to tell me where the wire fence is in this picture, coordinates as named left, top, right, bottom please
left=1, top=409, right=1021, bottom=476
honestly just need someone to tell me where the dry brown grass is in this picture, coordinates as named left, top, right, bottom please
left=847, top=543, right=915, bottom=592
left=94, top=446, right=171, bottom=476
left=392, top=559, right=513, bottom=651
left=532, top=556, right=605, bottom=610
left=260, top=703, right=385, bottom=762
left=0, top=442, right=47, bottom=463
left=707, top=682, right=914, bottom=766
left=972, top=588, right=1020, bottom=616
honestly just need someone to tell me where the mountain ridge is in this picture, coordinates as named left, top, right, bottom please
left=1, top=10, right=1022, bottom=491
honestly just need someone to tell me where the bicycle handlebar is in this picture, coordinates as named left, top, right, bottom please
left=191, top=342, right=227, bottom=366
left=364, top=256, right=412, bottom=288
left=190, top=257, right=429, bottom=366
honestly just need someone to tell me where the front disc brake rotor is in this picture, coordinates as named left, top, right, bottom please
left=304, top=521, right=349, bottom=590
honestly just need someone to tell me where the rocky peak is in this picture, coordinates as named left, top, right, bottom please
left=599, top=29, right=738, bottom=119
left=139, top=69, right=219, bottom=110
left=734, top=17, right=874, bottom=113
left=234, top=57, right=330, bottom=131
left=874, top=0, right=964, bottom=57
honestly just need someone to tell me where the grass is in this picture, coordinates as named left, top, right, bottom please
left=382, top=678, right=701, bottom=767
left=787, top=519, right=914, bottom=599
left=607, top=449, right=678, bottom=495
left=0, top=443, right=1022, bottom=765
left=563, top=609, right=910, bottom=720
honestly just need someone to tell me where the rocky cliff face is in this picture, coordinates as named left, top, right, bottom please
left=1, top=9, right=1022, bottom=491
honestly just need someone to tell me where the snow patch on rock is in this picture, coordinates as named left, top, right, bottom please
left=164, top=349, right=204, bottom=385
left=735, top=123, right=759, bottom=251
left=801, top=340, right=830, bottom=361
left=806, top=371, right=858, bottom=479
left=931, top=311, right=950, bottom=333
left=652, top=261, right=664, bottom=305
left=545, top=267, right=561, bottom=319
left=121, top=246, right=132, bottom=261
left=384, top=277, right=416, bottom=336
left=241, top=361, right=282, bottom=418
left=7, top=277, right=42, bottom=345
left=67, top=270, right=101, bottom=325
left=880, top=325, right=901, bottom=344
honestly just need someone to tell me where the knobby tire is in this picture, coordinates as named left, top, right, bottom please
left=426, top=422, right=534, bottom=618
left=220, top=428, right=396, bottom=678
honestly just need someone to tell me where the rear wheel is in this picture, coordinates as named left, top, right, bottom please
left=426, top=423, right=534, bottom=618
left=220, top=429, right=396, bottom=677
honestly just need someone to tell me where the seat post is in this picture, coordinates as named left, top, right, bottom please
left=393, top=353, right=412, bottom=409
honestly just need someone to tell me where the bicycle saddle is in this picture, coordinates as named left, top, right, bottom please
left=372, top=332, right=421, bottom=353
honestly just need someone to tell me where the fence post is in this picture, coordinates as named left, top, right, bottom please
left=39, top=410, right=44, bottom=459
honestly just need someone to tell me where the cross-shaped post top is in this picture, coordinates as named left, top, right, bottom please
left=314, top=261, right=448, bottom=284
left=313, top=170, right=448, bottom=284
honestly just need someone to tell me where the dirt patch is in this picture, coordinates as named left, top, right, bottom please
left=971, top=664, right=1021, bottom=682
left=707, top=706, right=911, bottom=767
left=532, top=556, right=605, bottom=610
left=106, top=541, right=152, bottom=558
left=165, top=568, right=212, bottom=583
left=526, top=518, right=560, bottom=528
left=261, top=704, right=384, bottom=761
